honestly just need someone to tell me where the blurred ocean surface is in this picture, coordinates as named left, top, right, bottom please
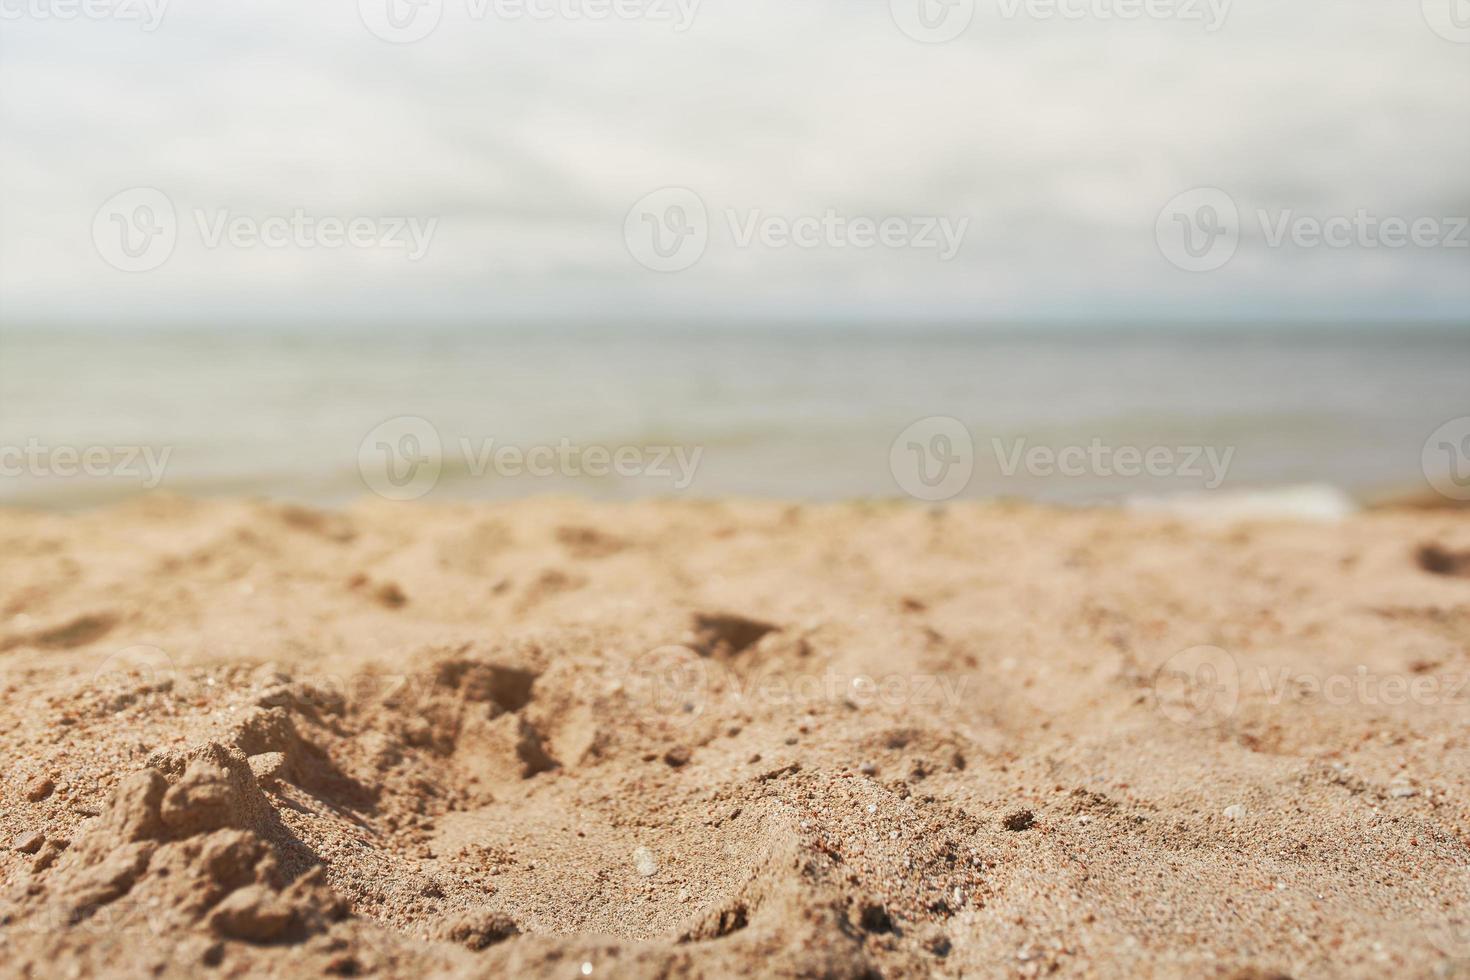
left=1, top=324, right=1466, bottom=509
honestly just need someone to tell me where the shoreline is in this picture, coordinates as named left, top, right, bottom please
left=2, top=477, right=1464, bottom=516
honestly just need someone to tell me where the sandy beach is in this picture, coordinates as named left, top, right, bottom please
left=0, top=496, right=1467, bottom=978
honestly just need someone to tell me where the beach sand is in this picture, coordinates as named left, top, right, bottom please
left=2, top=496, right=1469, bottom=978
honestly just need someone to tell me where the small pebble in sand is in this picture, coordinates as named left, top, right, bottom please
left=375, top=582, right=408, bottom=608
left=866, top=803, right=878, bottom=814
left=1389, top=785, right=1418, bottom=798
left=580, top=962, right=593, bottom=976
left=859, top=761, right=878, bottom=776
left=25, top=776, right=54, bottom=803
left=633, top=846, right=659, bottom=877
left=1223, top=804, right=1246, bottom=820
left=663, top=746, right=692, bottom=768
left=14, top=830, right=44, bottom=854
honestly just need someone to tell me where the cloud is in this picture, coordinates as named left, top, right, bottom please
left=1, top=0, right=1466, bottom=325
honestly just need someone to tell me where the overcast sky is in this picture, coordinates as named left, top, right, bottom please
left=1, top=0, right=1467, bottom=328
